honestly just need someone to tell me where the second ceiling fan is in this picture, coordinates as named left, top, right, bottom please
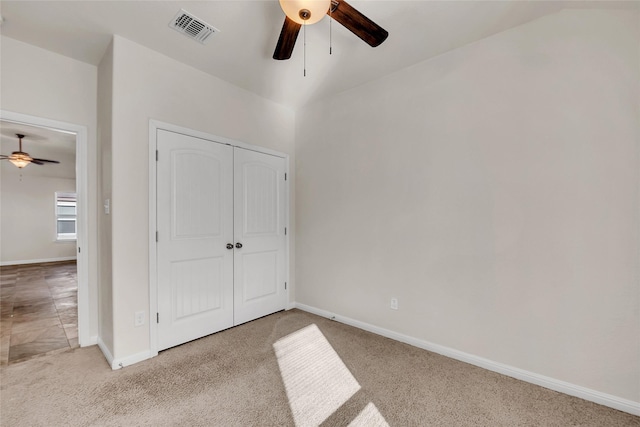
left=273, top=0, right=388, bottom=60
left=0, top=134, right=60, bottom=168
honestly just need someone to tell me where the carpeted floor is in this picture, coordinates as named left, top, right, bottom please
left=1, top=309, right=638, bottom=426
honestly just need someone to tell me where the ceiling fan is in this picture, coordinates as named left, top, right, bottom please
left=1, top=134, right=60, bottom=168
left=274, top=0, right=388, bottom=60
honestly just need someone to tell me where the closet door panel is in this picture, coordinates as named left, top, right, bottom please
left=157, top=130, right=234, bottom=350
left=233, top=148, right=287, bottom=325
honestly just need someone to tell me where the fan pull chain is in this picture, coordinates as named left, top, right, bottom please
left=303, top=21, right=307, bottom=77
left=329, top=6, right=332, bottom=55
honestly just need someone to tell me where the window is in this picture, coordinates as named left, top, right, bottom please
left=55, top=192, right=77, bottom=241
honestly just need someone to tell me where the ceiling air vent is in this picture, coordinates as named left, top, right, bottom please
left=169, top=9, right=219, bottom=44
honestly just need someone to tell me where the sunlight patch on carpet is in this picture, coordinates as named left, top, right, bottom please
left=348, top=402, right=389, bottom=427
left=273, top=324, right=361, bottom=427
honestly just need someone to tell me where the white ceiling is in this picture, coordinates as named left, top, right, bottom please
left=0, top=1, right=634, bottom=109
left=0, top=121, right=75, bottom=154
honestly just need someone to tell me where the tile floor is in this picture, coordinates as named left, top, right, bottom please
left=0, top=261, right=78, bottom=365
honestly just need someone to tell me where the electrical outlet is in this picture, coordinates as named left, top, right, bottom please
left=390, top=298, right=398, bottom=310
left=135, top=311, right=145, bottom=326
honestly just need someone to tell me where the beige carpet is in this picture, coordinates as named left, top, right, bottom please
left=1, top=309, right=638, bottom=426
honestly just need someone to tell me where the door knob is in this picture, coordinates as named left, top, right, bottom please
left=235, top=242, right=243, bottom=249
left=226, top=243, right=233, bottom=250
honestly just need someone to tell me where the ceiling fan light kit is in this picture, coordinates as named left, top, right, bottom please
left=8, top=152, right=33, bottom=168
left=279, top=0, right=330, bottom=25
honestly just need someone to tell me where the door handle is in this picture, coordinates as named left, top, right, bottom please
left=226, top=243, right=234, bottom=250
left=235, top=242, right=243, bottom=249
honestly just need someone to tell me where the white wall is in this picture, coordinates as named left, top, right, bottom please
left=97, top=40, right=114, bottom=354
left=295, top=9, right=639, bottom=403
left=107, top=36, right=295, bottom=360
left=0, top=36, right=99, bottom=338
left=0, top=168, right=76, bottom=264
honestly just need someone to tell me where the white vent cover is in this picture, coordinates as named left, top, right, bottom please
left=169, top=9, right=218, bottom=44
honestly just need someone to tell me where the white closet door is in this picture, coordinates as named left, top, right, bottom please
left=157, top=130, right=234, bottom=350
left=233, top=148, right=287, bottom=325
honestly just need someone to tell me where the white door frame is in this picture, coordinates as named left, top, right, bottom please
left=0, top=110, right=91, bottom=346
left=148, top=120, right=290, bottom=356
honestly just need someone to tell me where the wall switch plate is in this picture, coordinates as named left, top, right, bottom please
left=390, top=298, right=398, bottom=310
left=135, top=311, right=145, bottom=326
left=104, top=199, right=110, bottom=215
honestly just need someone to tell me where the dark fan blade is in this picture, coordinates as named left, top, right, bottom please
left=329, top=0, right=388, bottom=47
left=31, top=158, right=60, bottom=164
left=0, top=155, right=8, bottom=159
left=31, top=159, right=60, bottom=163
left=30, top=159, right=45, bottom=165
left=273, top=17, right=302, bottom=60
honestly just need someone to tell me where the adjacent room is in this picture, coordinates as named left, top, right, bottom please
left=0, top=123, right=79, bottom=364
left=0, top=0, right=638, bottom=425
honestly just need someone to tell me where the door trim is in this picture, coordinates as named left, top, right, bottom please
left=148, top=120, right=290, bottom=357
left=0, top=109, right=92, bottom=346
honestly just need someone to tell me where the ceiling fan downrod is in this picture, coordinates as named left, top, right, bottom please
left=16, top=134, right=25, bottom=151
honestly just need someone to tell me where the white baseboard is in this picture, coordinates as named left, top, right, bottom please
left=1, top=256, right=77, bottom=266
left=294, top=303, right=640, bottom=416
left=111, top=350, right=154, bottom=370
left=98, top=336, right=153, bottom=370
left=97, top=337, right=114, bottom=368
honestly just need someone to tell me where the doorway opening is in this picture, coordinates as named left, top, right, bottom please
left=0, top=113, right=89, bottom=363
